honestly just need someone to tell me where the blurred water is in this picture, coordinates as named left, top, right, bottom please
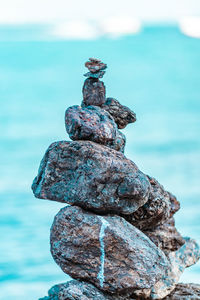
left=0, top=25, right=200, bottom=299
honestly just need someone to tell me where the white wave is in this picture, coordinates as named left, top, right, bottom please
left=179, top=16, right=200, bottom=38
left=50, top=17, right=141, bottom=40
left=51, top=20, right=100, bottom=40
left=99, top=16, right=141, bottom=38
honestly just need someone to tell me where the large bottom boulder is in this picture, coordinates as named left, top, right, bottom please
left=40, top=280, right=200, bottom=300
left=50, top=206, right=170, bottom=294
left=39, top=280, right=127, bottom=300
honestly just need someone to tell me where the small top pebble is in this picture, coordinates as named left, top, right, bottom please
left=84, top=58, right=107, bottom=79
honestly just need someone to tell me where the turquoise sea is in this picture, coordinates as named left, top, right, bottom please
left=0, top=25, right=200, bottom=299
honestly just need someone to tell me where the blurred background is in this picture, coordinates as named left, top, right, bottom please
left=0, top=0, right=200, bottom=299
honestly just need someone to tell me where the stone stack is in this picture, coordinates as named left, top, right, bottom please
left=32, top=58, right=200, bottom=300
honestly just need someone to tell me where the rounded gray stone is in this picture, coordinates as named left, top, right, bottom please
left=65, top=105, right=125, bottom=153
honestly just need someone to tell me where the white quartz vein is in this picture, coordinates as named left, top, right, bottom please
left=97, top=216, right=109, bottom=288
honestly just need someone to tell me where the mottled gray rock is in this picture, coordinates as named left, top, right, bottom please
left=50, top=206, right=170, bottom=294
left=32, top=140, right=151, bottom=215
left=39, top=280, right=130, bottom=300
left=82, top=78, right=106, bottom=106
left=40, top=281, right=200, bottom=300
left=65, top=105, right=126, bottom=152
left=102, top=98, right=136, bottom=129
left=134, top=237, right=200, bottom=299
left=123, top=176, right=180, bottom=230
left=144, top=218, right=185, bottom=254
left=164, top=283, right=200, bottom=300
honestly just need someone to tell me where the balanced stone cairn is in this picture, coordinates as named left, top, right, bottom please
left=32, top=58, right=200, bottom=300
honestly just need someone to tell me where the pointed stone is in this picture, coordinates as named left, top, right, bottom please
left=102, top=98, right=136, bottom=129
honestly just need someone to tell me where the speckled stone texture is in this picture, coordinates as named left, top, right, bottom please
left=133, top=237, right=200, bottom=299
left=123, top=176, right=180, bottom=230
left=33, top=59, right=200, bottom=300
left=39, top=280, right=119, bottom=300
left=84, top=57, right=107, bottom=79
left=164, top=283, right=200, bottom=300
left=39, top=280, right=134, bottom=300
left=102, top=98, right=136, bottom=129
left=65, top=105, right=126, bottom=152
left=32, top=140, right=151, bottom=215
left=50, top=206, right=170, bottom=294
left=144, top=218, right=185, bottom=254
left=40, top=281, right=200, bottom=300
left=82, top=78, right=106, bottom=106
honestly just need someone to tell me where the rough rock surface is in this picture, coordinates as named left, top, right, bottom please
left=164, top=283, right=200, bottom=300
left=102, top=98, right=136, bottom=129
left=134, top=237, right=200, bottom=299
left=84, top=57, right=107, bottom=79
left=50, top=205, right=170, bottom=294
left=85, top=58, right=107, bottom=73
left=40, top=280, right=200, bottom=300
left=82, top=78, right=106, bottom=106
left=65, top=105, right=126, bottom=152
left=33, top=58, right=200, bottom=300
left=39, top=280, right=120, bottom=300
left=32, top=140, right=151, bottom=215
left=144, top=218, right=185, bottom=254
left=123, top=176, right=180, bottom=230
left=84, top=70, right=106, bottom=79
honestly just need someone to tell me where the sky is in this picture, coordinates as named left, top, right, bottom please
left=0, top=0, right=200, bottom=24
